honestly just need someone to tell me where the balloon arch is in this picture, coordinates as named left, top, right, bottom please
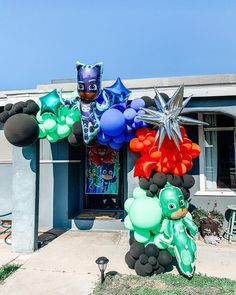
left=0, top=61, right=208, bottom=278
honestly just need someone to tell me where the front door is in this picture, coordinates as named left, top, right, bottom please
left=82, top=143, right=125, bottom=212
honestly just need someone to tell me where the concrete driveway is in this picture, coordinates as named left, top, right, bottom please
left=0, top=230, right=236, bottom=295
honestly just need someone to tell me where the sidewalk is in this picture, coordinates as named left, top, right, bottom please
left=0, top=230, right=236, bottom=295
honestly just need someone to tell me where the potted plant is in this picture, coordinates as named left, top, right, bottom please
left=191, top=205, right=224, bottom=245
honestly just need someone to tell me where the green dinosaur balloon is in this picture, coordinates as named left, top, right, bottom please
left=157, top=182, right=198, bottom=278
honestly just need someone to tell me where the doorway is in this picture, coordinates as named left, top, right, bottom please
left=74, top=143, right=126, bottom=219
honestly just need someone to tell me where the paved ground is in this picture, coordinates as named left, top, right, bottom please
left=0, top=230, right=236, bottom=295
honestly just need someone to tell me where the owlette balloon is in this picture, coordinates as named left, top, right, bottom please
left=76, top=61, right=109, bottom=144
left=156, top=183, right=198, bottom=278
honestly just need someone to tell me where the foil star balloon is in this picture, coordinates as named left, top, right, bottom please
left=40, top=89, right=62, bottom=116
left=136, top=85, right=208, bottom=150
left=104, top=77, right=131, bottom=105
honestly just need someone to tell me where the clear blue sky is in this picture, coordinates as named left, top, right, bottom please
left=0, top=0, right=236, bottom=90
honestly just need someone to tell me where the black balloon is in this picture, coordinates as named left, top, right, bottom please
left=4, top=103, right=13, bottom=111
left=8, top=108, right=17, bottom=116
left=130, top=242, right=145, bottom=259
left=4, top=114, right=39, bottom=147
left=158, top=250, right=172, bottom=266
left=152, top=172, right=167, bottom=188
left=139, top=177, right=150, bottom=190
left=146, top=190, right=154, bottom=197
left=167, top=174, right=181, bottom=187
left=182, top=174, right=195, bottom=189
left=141, top=96, right=156, bottom=108
left=0, top=111, right=10, bottom=123
left=139, top=254, right=148, bottom=265
left=145, top=244, right=159, bottom=257
left=148, top=256, right=157, bottom=266
left=12, top=101, right=25, bottom=113
left=135, top=260, right=147, bottom=277
left=149, top=183, right=158, bottom=194
left=125, top=252, right=136, bottom=269
left=23, top=100, right=40, bottom=115
left=180, top=187, right=190, bottom=200
left=68, top=133, right=81, bottom=146
left=72, top=121, right=83, bottom=138
left=143, top=263, right=153, bottom=274
left=129, top=237, right=135, bottom=245
left=152, top=261, right=160, bottom=270
left=159, top=92, right=169, bottom=102
left=155, top=265, right=165, bottom=274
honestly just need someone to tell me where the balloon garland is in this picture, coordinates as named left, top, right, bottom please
left=123, top=85, right=207, bottom=278
left=0, top=61, right=208, bottom=278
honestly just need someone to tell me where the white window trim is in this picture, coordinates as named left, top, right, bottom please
left=198, top=112, right=236, bottom=196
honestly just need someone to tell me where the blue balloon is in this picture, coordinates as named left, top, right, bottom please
left=109, top=139, right=123, bottom=150
left=130, top=98, right=145, bottom=111
left=113, top=133, right=125, bottom=144
left=123, top=108, right=136, bottom=122
left=125, top=132, right=135, bottom=142
left=137, top=109, right=145, bottom=115
left=141, top=122, right=149, bottom=127
left=98, top=139, right=109, bottom=145
left=97, top=131, right=111, bottom=143
left=125, top=124, right=133, bottom=134
left=100, top=109, right=126, bottom=136
left=134, top=116, right=143, bottom=127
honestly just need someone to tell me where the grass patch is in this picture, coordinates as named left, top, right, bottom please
left=0, top=264, right=20, bottom=282
left=93, top=273, right=236, bottom=295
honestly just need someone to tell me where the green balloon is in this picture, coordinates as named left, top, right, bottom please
left=186, top=212, right=193, bottom=220
left=58, top=115, right=66, bottom=124
left=132, top=187, right=147, bottom=199
left=124, top=216, right=134, bottom=231
left=43, top=118, right=57, bottom=132
left=129, top=197, right=162, bottom=230
left=47, top=132, right=59, bottom=143
left=59, top=105, right=70, bottom=117
left=42, top=112, right=57, bottom=121
left=57, top=124, right=71, bottom=138
left=38, top=124, right=46, bottom=138
left=151, top=223, right=163, bottom=235
left=70, top=90, right=78, bottom=99
left=124, top=198, right=134, bottom=213
left=65, top=115, right=75, bottom=127
left=36, top=111, right=44, bottom=123
left=40, top=89, right=62, bottom=116
left=134, top=229, right=151, bottom=244
left=153, top=233, right=168, bottom=249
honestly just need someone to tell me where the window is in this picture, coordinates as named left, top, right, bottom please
left=199, top=113, right=236, bottom=192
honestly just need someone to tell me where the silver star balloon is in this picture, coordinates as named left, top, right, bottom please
left=136, top=84, right=208, bottom=150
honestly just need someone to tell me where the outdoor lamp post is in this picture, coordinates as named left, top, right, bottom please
left=95, top=256, right=109, bottom=284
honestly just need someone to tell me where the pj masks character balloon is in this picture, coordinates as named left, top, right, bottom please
left=157, top=183, right=198, bottom=278
left=76, top=61, right=108, bottom=144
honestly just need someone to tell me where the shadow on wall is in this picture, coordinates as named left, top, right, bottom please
left=22, top=142, right=39, bottom=173
left=51, top=140, right=72, bottom=229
